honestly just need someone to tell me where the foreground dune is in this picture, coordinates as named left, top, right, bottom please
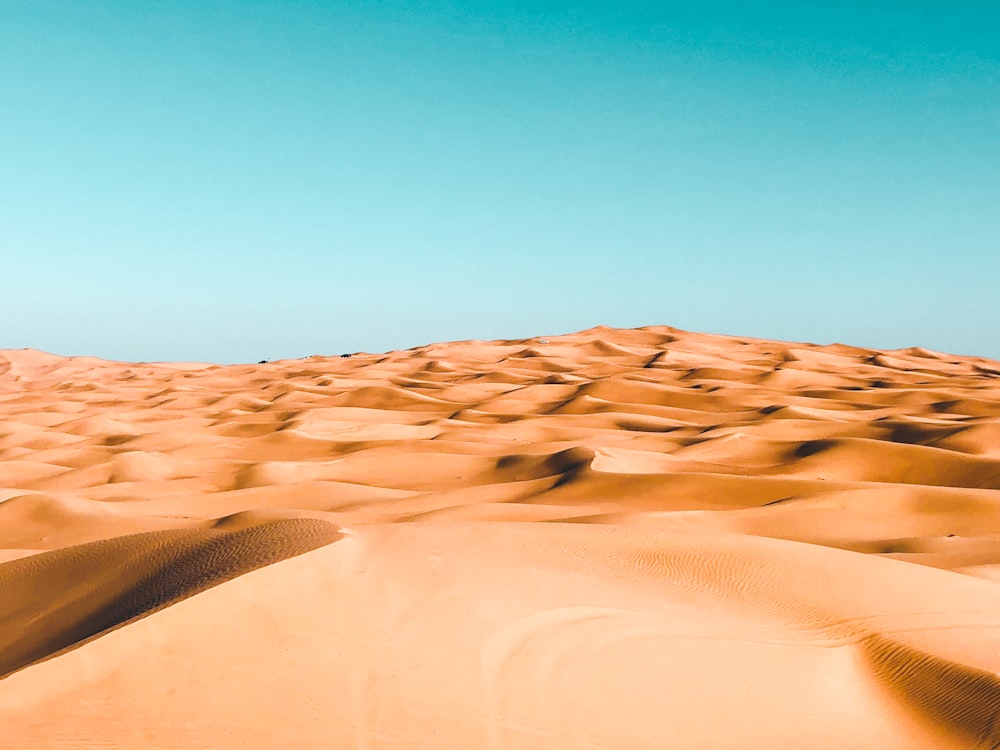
left=1, top=325, right=999, bottom=748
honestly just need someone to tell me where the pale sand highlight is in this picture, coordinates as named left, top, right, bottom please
left=1, top=325, right=1000, bottom=748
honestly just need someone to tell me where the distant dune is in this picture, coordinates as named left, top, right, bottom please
left=2, top=325, right=1000, bottom=748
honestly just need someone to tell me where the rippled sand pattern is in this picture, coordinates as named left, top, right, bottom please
left=1, top=326, right=999, bottom=748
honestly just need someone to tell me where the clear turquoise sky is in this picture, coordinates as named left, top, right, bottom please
left=2, top=1, right=998, bottom=363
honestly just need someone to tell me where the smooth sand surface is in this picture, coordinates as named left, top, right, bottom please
left=2, top=325, right=1000, bottom=748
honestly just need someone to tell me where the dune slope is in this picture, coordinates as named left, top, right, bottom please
left=1, top=325, right=999, bottom=748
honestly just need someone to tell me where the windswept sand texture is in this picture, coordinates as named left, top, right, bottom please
left=2, top=325, right=1000, bottom=748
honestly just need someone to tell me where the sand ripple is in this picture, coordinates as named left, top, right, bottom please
left=2, top=326, right=999, bottom=748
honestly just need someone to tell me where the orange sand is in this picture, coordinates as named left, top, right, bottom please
left=1, top=325, right=999, bottom=748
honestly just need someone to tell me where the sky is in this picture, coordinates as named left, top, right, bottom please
left=2, top=1, right=998, bottom=363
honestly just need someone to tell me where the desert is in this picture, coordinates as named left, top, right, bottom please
left=1, top=324, right=999, bottom=748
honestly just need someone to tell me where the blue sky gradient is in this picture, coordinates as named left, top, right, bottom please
left=3, top=1, right=998, bottom=362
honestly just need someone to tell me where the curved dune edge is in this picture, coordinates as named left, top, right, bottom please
left=862, top=635, right=1000, bottom=747
left=1, top=523, right=999, bottom=748
left=2, top=325, right=1000, bottom=748
left=0, top=517, right=343, bottom=679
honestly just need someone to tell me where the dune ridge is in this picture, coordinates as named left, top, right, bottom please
left=1, top=325, right=999, bottom=748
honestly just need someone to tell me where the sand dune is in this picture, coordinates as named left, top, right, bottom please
left=2, top=325, right=1000, bottom=748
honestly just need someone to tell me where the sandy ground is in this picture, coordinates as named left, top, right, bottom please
left=1, top=325, right=999, bottom=748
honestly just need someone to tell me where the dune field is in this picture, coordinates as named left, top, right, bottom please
left=1, top=324, right=1000, bottom=748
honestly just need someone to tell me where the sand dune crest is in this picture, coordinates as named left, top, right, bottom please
left=2, top=325, right=1000, bottom=748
